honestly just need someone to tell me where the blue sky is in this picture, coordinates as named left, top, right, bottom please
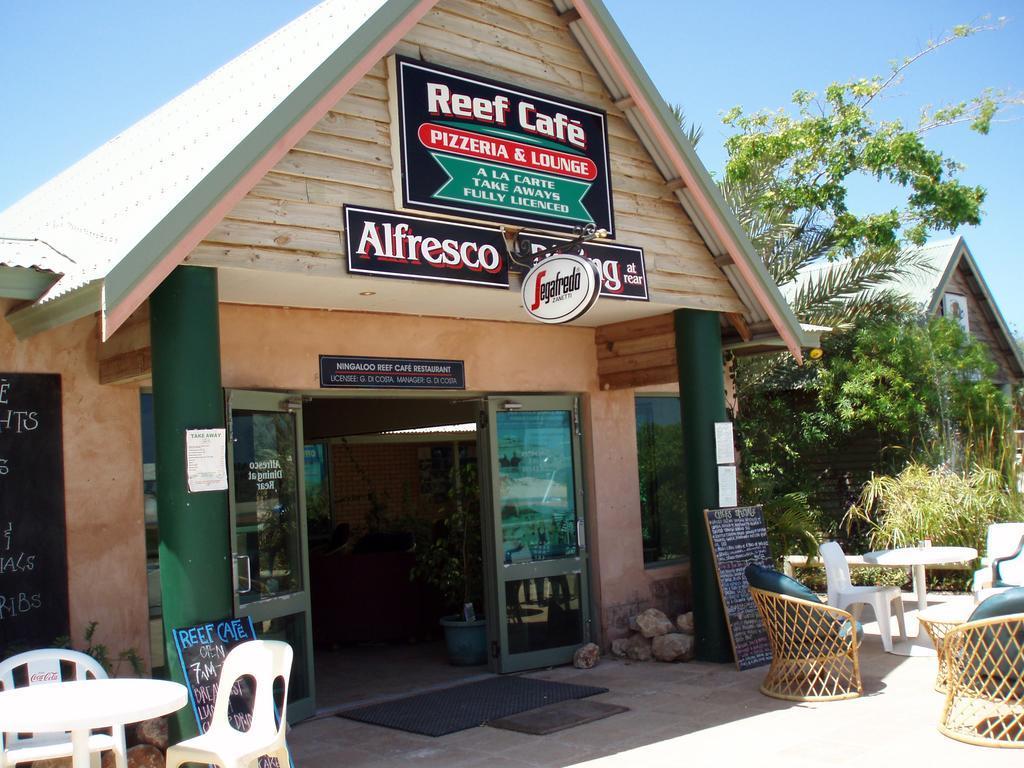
left=1, top=1, right=1020, bottom=335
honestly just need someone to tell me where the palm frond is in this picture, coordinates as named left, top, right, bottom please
left=719, top=153, right=942, bottom=327
left=785, top=245, right=936, bottom=327
left=670, top=104, right=703, bottom=148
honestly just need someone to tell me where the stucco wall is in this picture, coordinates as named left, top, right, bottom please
left=218, top=303, right=691, bottom=646
left=218, top=304, right=599, bottom=393
left=584, top=389, right=689, bottom=643
left=0, top=299, right=148, bottom=667
left=1, top=297, right=694, bottom=660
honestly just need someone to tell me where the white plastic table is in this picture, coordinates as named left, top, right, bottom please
left=862, top=546, right=977, bottom=612
left=0, top=678, right=187, bottom=768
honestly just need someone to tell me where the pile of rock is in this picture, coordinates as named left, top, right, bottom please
left=35, top=717, right=169, bottom=768
left=610, top=608, right=695, bottom=663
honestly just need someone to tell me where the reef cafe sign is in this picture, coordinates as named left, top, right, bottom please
left=393, top=56, right=614, bottom=236
left=521, top=254, right=601, bottom=324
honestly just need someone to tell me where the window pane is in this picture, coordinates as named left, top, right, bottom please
left=303, top=443, right=331, bottom=546
left=496, top=411, right=578, bottom=564
left=231, top=410, right=303, bottom=604
left=506, top=573, right=582, bottom=654
left=635, top=397, right=687, bottom=564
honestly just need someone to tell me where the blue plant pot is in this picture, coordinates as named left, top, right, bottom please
left=439, top=615, right=488, bottom=666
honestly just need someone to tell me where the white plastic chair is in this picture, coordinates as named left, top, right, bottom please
left=819, top=541, right=907, bottom=652
left=972, top=522, right=1024, bottom=599
left=166, top=640, right=292, bottom=768
left=0, top=649, right=127, bottom=768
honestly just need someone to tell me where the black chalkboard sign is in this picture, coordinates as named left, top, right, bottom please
left=0, top=373, right=69, bottom=657
left=704, top=506, right=773, bottom=671
left=172, top=617, right=286, bottom=768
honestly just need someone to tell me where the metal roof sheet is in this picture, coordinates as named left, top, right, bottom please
left=0, top=0, right=391, bottom=303
left=789, top=236, right=1022, bottom=378
left=0, top=237, right=74, bottom=274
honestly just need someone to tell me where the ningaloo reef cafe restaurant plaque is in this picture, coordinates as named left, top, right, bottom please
left=320, top=355, right=466, bottom=390
left=344, top=206, right=509, bottom=288
left=392, top=56, right=614, bottom=236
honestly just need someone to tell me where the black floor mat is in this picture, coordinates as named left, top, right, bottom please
left=337, top=676, right=609, bottom=737
left=488, top=699, right=629, bottom=735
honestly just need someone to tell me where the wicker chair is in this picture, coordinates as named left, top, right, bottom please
left=939, top=587, right=1024, bottom=748
left=745, top=564, right=863, bottom=702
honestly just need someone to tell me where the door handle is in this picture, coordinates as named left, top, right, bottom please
left=234, top=554, right=252, bottom=594
left=576, top=519, right=586, bottom=551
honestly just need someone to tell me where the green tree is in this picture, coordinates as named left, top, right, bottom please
left=720, top=163, right=924, bottom=330
left=710, top=20, right=1022, bottom=348
left=813, top=316, right=1012, bottom=468
left=684, top=22, right=1023, bottom=554
left=722, top=19, right=1019, bottom=254
left=735, top=315, right=1018, bottom=541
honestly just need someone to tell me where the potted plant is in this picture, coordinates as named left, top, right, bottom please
left=412, top=463, right=487, bottom=665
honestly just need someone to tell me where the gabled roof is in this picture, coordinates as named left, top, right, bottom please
left=790, top=235, right=1022, bottom=381
left=1, top=0, right=813, bottom=359
left=892, top=237, right=961, bottom=311
left=1, top=0, right=431, bottom=336
left=911, top=236, right=1023, bottom=380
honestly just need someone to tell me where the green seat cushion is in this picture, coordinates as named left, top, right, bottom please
left=970, top=586, right=1024, bottom=621
left=966, top=587, right=1024, bottom=683
left=745, top=563, right=822, bottom=604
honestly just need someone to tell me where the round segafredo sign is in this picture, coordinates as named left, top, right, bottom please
left=521, top=254, right=601, bottom=324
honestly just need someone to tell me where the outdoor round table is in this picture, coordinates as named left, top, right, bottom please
left=0, top=678, right=187, bottom=768
left=918, top=601, right=974, bottom=691
left=862, top=546, right=978, bottom=612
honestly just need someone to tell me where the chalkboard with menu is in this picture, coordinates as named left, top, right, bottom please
left=172, top=617, right=259, bottom=731
left=0, top=373, right=69, bottom=657
left=704, top=506, right=773, bottom=671
left=172, top=617, right=285, bottom=768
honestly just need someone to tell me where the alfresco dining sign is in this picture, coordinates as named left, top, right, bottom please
left=521, top=254, right=601, bottom=324
left=393, top=56, right=614, bottom=235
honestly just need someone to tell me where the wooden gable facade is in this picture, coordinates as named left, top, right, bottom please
left=190, top=0, right=742, bottom=314
left=172, top=0, right=746, bottom=393
left=936, top=251, right=1022, bottom=391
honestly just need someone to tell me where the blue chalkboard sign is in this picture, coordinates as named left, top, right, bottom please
left=172, top=617, right=259, bottom=732
left=171, top=618, right=291, bottom=768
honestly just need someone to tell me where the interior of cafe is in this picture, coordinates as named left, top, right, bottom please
left=146, top=394, right=589, bottom=711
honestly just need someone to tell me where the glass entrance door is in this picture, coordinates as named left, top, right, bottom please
left=482, top=396, right=590, bottom=673
left=226, top=390, right=315, bottom=721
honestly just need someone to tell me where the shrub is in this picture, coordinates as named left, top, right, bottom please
left=844, top=462, right=1023, bottom=552
left=762, top=492, right=823, bottom=563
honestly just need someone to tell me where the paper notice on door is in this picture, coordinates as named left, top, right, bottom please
left=718, top=465, right=738, bottom=508
left=185, top=428, right=228, bottom=493
left=714, top=421, right=734, bottom=465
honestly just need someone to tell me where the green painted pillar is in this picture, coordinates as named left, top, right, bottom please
left=674, top=308, right=732, bottom=663
left=149, top=266, right=231, bottom=739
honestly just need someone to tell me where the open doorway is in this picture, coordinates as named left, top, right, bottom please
left=301, top=396, right=488, bottom=712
